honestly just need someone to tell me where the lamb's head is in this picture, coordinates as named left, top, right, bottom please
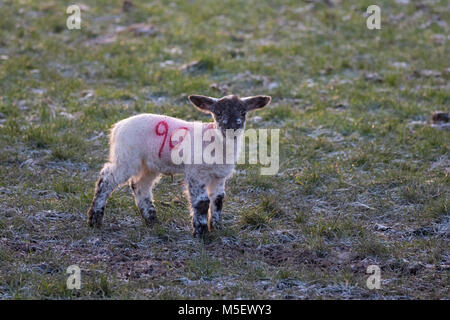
left=188, top=94, right=271, bottom=135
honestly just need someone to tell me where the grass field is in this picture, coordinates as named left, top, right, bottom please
left=0, top=0, right=448, bottom=299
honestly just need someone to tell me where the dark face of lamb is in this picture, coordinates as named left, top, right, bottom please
left=188, top=94, right=272, bottom=135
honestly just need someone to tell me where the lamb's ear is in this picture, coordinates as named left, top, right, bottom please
left=188, top=95, right=217, bottom=113
left=242, top=95, right=272, bottom=111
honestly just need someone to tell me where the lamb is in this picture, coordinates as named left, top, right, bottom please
left=87, top=94, right=271, bottom=237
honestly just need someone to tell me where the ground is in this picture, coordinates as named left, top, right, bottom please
left=0, top=0, right=448, bottom=299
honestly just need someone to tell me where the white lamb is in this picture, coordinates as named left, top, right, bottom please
left=87, top=94, right=271, bottom=237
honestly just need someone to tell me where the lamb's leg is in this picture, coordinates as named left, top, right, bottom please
left=207, top=178, right=226, bottom=231
left=130, top=169, right=160, bottom=226
left=87, top=163, right=131, bottom=228
left=187, top=176, right=210, bottom=238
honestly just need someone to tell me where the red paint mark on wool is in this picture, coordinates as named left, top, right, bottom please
left=155, top=121, right=169, bottom=158
left=169, top=126, right=189, bottom=150
left=155, top=121, right=190, bottom=158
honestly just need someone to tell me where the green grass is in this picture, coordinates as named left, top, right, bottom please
left=0, top=0, right=449, bottom=299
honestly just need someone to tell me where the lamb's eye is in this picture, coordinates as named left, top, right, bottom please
left=222, top=119, right=228, bottom=125
left=236, top=118, right=242, bottom=125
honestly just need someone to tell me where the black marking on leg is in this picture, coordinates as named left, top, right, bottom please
left=130, top=180, right=137, bottom=192
left=87, top=172, right=115, bottom=228
left=214, top=194, right=224, bottom=212
left=87, top=177, right=106, bottom=228
left=187, top=177, right=210, bottom=238
left=138, top=198, right=157, bottom=226
left=193, top=219, right=208, bottom=238
left=210, top=193, right=224, bottom=231
left=192, top=198, right=209, bottom=238
left=95, top=177, right=104, bottom=196
left=87, top=206, right=104, bottom=228
left=194, top=198, right=210, bottom=213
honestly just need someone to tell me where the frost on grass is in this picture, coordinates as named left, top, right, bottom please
left=0, top=0, right=448, bottom=299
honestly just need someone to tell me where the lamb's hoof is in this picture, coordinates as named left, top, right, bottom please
left=87, top=207, right=103, bottom=228
left=140, top=207, right=158, bottom=227
left=209, top=219, right=223, bottom=231
left=193, top=224, right=208, bottom=239
left=143, top=215, right=158, bottom=227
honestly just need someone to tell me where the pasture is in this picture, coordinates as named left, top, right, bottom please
left=0, top=0, right=448, bottom=299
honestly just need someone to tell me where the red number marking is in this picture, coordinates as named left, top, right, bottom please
left=155, top=122, right=190, bottom=158
left=169, top=126, right=189, bottom=150
left=155, top=121, right=169, bottom=158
